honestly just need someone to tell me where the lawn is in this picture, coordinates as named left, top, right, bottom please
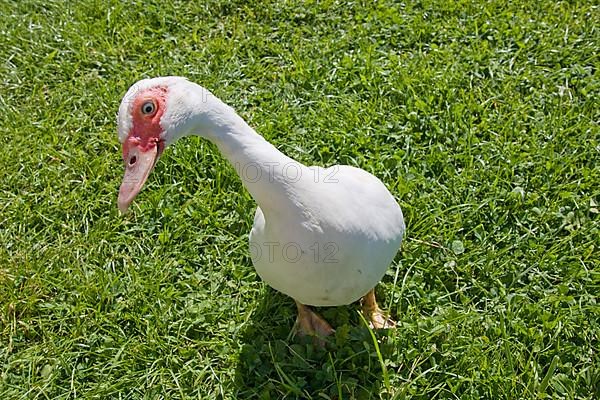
left=1, top=0, right=598, bottom=398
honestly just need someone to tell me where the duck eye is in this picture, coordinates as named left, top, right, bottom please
left=141, top=101, right=156, bottom=115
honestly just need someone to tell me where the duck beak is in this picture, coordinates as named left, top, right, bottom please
left=118, top=144, right=160, bottom=214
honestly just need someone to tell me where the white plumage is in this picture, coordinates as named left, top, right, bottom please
left=250, top=162, right=404, bottom=306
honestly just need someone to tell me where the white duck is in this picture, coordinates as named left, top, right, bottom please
left=117, top=77, right=405, bottom=343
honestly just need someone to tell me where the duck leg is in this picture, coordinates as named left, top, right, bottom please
left=294, top=301, right=335, bottom=347
left=361, top=288, right=396, bottom=329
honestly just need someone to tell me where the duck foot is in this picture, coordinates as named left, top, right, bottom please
left=361, top=288, right=396, bottom=329
left=293, top=301, right=335, bottom=348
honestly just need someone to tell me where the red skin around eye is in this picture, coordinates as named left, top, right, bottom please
left=123, top=86, right=168, bottom=158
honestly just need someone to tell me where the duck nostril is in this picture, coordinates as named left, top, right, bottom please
left=129, top=155, right=137, bottom=166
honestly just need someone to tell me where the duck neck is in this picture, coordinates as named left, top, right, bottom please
left=191, top=96, right=306, bottom=217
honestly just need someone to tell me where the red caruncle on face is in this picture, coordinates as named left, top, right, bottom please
left=122, top=86, right=169, bottom=159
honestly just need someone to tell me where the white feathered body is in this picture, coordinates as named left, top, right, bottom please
left=249, top=164, right=404, bottom=306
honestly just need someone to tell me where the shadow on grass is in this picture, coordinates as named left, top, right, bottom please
left=234, top=290, right=396, bottom=399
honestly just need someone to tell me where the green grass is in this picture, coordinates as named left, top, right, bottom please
left=1, top=0, right=599, bottom=398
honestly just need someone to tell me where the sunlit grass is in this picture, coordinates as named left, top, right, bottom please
left=1, top=0, right=598, bottom=398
